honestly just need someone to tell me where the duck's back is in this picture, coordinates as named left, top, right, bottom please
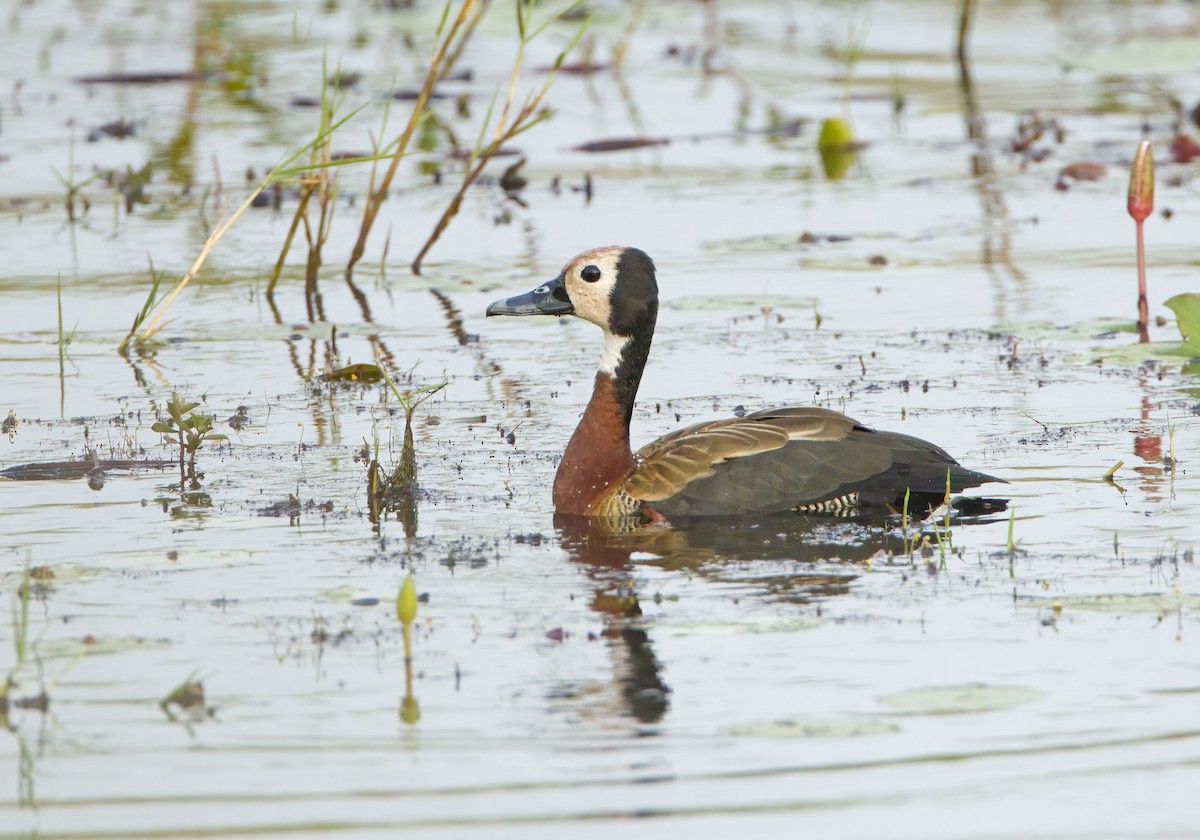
left=622, top=406, right=997, bottom=518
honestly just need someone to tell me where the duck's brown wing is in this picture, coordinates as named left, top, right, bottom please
left=623, top=406, right=998, bottom=517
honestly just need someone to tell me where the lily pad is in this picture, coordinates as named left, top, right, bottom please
left=317, top=585, right=374, bottom=602
left=665, top=294, right=818, bottom=312
left=730, top=717, right=898, bottom=739
left=0, top=564, right=102, bottom=586
left=1084, top=340, right=1199, bottom=366
left=660, top=614, right=822, bottom=636
left=1164, top=293, right=1200, bottom=345
left=879, top=683, right=1041, bottom=715
left=1045, top=592, right=1200, bottom=615
left=38, top=635, right=172, bottom=659
left=1069, top=37, right=1200, bottom=75
left=997, top=318, right=1137, bottom=342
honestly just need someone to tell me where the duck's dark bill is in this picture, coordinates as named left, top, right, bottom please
left=486, top=275, right=574, bottom=317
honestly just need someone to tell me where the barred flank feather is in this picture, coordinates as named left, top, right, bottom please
left=794, top=492, right=860, bottom=515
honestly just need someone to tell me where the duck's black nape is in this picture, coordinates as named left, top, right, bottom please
left=607, top=248, right=659, bottom=429
left=607, top=248, right=658, bottom=337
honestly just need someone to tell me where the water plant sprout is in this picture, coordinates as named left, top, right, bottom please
left=397, top=575, right=420, bottom=725
left=1127, top=140, right=1153, bottom=342
left=151, top=392, right=226, bottom=490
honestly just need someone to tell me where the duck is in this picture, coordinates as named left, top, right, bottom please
left=486, top=246, right=1001, bottom=519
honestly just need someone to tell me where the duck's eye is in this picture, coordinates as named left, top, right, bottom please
left=580, top=264, right=601, bottom=283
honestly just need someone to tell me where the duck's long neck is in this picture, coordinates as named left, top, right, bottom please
left=553, top=321, right=654, bottom=515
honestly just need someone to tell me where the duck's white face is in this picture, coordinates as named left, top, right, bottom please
left=559, top=245, right=624, bottom=331
left=486, top=245, right=658, bottom=375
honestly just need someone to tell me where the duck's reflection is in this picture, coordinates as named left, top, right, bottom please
left=554, top=506, right=1006, bottom=725
left=556, top=514, right=672, bottom=724
left=558, top=511, right=917, bottom=574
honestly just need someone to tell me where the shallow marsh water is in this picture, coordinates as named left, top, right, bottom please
left=2, top=0, right=1200, bottom=837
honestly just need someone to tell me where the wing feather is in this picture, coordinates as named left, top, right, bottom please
left=624, top=408, right=856, bottom=503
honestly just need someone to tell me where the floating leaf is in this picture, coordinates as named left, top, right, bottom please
left=1083, top=340, right=1196, bottom=365
left=1164, top=293, right=1200, bottom=344
left=322, top=363, right=384, bottom=384
left=730, top=717, right=898, bottom=739
left=1036, top=592, right=1200, bottom=614
left=664, top=294, right=818, bottom=312
left=880, top=683, right=1041, bottom=715
left=319, top=585, right=373, bottom=602
left=38, top=635, right=171, bottom=659
left=1070, top=37, right=1200, bottom=74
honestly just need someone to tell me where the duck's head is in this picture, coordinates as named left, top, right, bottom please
left=486, top=246, right=659, bottom=366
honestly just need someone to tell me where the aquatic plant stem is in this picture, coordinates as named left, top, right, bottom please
left=141, top=183, right=267, bottom=340
left=141, top=97, right=374, bottom=341
left=346, top=0, right=480, bottom=277
left=177, top=425, right=186, bottom=491
left=57, top=275, right=65, bottom=416
left=1135, top=219, right=1148, bottom=342
left=956, top=0, right=973, bottom=67
left=956, top=0, right=983, bottom=141
left=410, top=2, right=588, bottom=274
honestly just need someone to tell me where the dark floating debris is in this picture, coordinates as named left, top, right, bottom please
left=258, top=496, right=301, bottom=518
left=393, top=89, right=450, bottom=101
left=226, top=406, right=251, bottom=431
left=572, top=137, right=670, bottom=154
left=1054, top=161, right=1106, bottom=191
left=799, top=231, right=853, bottom=244
left=499, top=158, right=527, bottom=193
left=537, top=62, right=611, bottom=75
left=1008, top=110, right=1064, bottom=158
left=572, top=119, right=807, bottom=155
left=87, top=118, right=136, bottom=142
left=249, top=184, right=282, bottom=209
left=74, top=71, right=203, bottom=85
left=160, top=676, right=213, bottom=728
left=327, top=71, right=362, bottom=89
left=1169, top=133, right=1200, bottom=164
left=0, top=458, right=171, bottom=481
left=446, top=146, right=521, bottom=160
